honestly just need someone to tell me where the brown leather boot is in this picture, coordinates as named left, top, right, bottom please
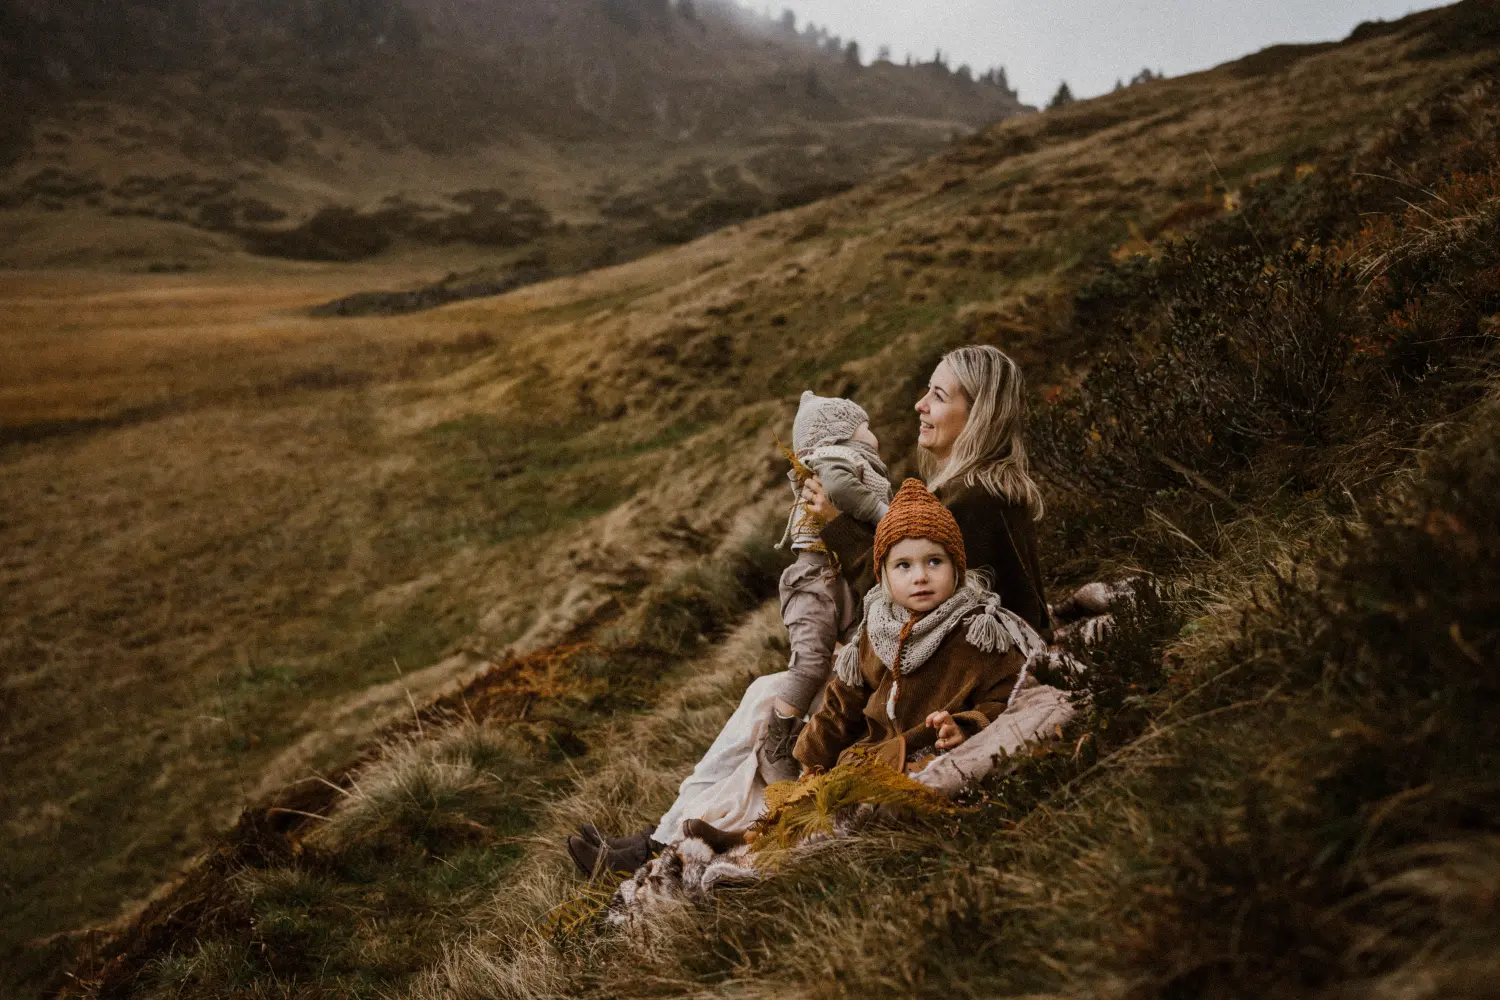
left=756, top=709, right=805, bottom=785
left=578, top=823, right=658, bottom=851
left=681, top=818, right=746, bottom=853
left=566, top=829, right=660, bottom=879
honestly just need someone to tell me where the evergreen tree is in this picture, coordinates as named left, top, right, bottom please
left=980, top=66, right=1017, bottom=99
left=601, top=0, right=668, bottom=31
left=844, top=40, right=861, bottom=67
left=1048, top=80, right=1075, bottom=109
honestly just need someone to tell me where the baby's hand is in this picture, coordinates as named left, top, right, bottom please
left=801, top=476, right=842, bottom=521
left=926, top=711, right=966, bottom=751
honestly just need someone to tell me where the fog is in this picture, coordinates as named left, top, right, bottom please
left=772, top=0, right=1444, bottom=104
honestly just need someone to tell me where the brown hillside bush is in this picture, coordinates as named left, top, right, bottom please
left=1110, top=394, right=1500, bottom=999
left=1035, top=243, right=1360, bottom=504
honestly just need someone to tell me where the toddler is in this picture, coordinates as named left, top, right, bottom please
left=795, top=479, right=1039, bottom=775
left=760, top=391, right=892, bottom=782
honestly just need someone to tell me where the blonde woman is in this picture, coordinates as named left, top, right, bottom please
left=807, top=344, right=1051, bottom=636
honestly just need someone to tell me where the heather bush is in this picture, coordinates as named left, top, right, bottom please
left=1035, top=243, right=1360, bottom=503
left=1104, top=395, right=1500, bottom=999
left=1035, top=78, right=1500, bottom=583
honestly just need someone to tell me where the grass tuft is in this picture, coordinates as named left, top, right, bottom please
left=310, top=722, right=534, bottom=855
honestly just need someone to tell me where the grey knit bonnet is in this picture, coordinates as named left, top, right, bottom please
left=792, top=391, right=869, bottom=453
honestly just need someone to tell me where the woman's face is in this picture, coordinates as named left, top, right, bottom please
left=916, top=359, right=970, bottom=464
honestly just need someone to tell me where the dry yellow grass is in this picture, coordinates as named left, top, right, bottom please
left=0, top=250, right=788, bottom=961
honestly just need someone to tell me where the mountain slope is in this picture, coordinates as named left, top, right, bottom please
left=5, top=2, right=1500, bottom=997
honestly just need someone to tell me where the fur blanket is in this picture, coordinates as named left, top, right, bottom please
left=606, top=837, right=761, bottom=931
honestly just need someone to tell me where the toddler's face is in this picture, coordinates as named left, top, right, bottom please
left=852, top=421, right=879, bottom=451
left=883, top=538, right=957, bottom=614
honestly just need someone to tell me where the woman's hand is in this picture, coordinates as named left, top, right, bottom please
left=926, top=711, right=966, bottom=751
left=801, top=476, right=842, bottom=522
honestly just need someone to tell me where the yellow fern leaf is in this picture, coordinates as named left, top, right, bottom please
left=750, top=754, right=963, bottom=855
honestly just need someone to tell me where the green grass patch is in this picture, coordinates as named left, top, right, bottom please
left=414, top=413, right=706, bottom=550
left=522, top=284, right=656, bottom=325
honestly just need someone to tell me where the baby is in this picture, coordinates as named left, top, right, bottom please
left=761, top=391, right=893, bottom=783
left=795, top=479, right=1037, bottom=776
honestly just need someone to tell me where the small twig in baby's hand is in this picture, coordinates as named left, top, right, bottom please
left=775, top=433, right=815, bottom=481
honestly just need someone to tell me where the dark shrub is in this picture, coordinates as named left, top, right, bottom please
left=1112, top=396, right=1500, bottom=1000
left=246, top=207, right=392, bottom=261
left=228, top=111, right=292, bottom=164
left=1036, top=243, right=1359, bottom=501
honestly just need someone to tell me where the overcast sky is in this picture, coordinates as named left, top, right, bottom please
left=770, top=1, right=1444, bottom=105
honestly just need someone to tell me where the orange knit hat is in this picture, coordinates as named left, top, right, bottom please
left=874, top=478, right=967, bottom=581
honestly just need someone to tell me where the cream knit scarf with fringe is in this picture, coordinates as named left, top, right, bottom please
left=834, top=585, right=1048, bottom=709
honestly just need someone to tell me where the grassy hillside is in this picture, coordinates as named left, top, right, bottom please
left=5, top=2, right=1500, bottom=996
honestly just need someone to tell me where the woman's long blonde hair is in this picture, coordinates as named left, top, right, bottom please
left=919, top=345, right=1045, bottom=519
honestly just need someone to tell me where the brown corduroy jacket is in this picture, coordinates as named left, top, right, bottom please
left=822, top=479, right=1052, bottom=638
left=793, top=624, right=1026, bottom=774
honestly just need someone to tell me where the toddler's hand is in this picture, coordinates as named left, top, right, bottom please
left=926, top=711, right=966, bottom=750
left=801, top=476, right=841, bottom=522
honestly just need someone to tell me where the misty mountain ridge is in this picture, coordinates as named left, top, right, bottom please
left=5, top=0, right=1021, bottom=144
left=0, top=0, right=1025, bottom=270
